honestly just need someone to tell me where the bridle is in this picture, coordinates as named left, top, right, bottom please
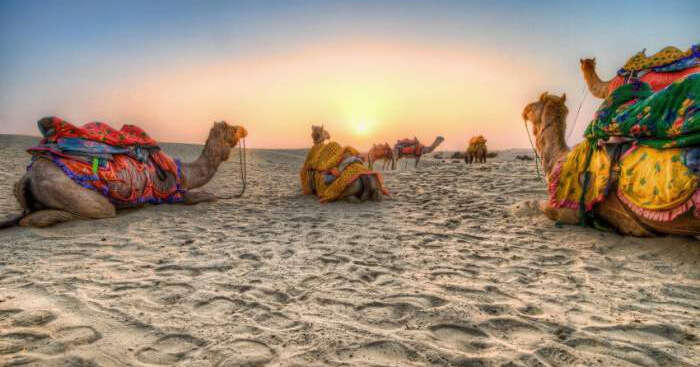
left=216, top=136, right=247, bottom=199
left=233, top=137, right=247, bottom=198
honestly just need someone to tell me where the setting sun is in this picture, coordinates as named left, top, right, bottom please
left=353, top=120, right=372, bottom=135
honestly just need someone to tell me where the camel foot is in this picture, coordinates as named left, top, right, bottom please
left=19, top=210, right=77, bottom=227
left=542, top=203, right=580, bottom=225
left=183, top=191, right=218, bottom=205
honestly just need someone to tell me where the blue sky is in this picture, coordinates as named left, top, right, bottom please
left=1, top=0, right=698, bottom=149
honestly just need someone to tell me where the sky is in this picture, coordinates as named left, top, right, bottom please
left=0, top=0, right=698, bottom=151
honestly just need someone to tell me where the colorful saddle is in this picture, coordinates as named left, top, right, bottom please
left=395, top=138, right=423, bottom=155
left=27, top=117, right=186, bottom=206
left=300, top=141, right=389, bottom=202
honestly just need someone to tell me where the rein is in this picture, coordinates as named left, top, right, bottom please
left=216, top=138, right=247, bottom=199
left=523, top=120, right=545, bottom=182
left=234, top=138, right=247, bottom=198
left=567, top=85, right=588, bottom=143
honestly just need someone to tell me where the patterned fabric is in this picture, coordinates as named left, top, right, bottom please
left=608, top=66, right=700, bottom=95
left=549, top=141, right=700, bottom=222
left=617, top=145, right=698, bottom=221
left=28, top=117, right=186, bottom=206
left=585, top=73, right=700, bottom=149
left=38, top=151, right=185, bottom=207
left=37, top=116, right=158, bottom=147
left=395, top=138, right=423, bottom=155
left=301, top=141, right=389, bottom=202
left=619, top=44, right=698, bottom=76
left=548, top=140, right=611, bottom=211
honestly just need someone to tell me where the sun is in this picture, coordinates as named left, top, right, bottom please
left=354, top=121, right=372, bottom=135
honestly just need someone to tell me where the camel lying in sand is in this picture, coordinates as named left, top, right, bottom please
left=522, top=92, right=700, bottom=237
left=301, top=125, right=387, bottom=202
left=5, top=121, right=247, bottom=228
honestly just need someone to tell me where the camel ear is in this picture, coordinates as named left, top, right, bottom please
left=561, top=93, right=566, bottom=102
left=540, top=92, right=548, bottom=102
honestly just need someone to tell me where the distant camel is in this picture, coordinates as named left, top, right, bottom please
left=367, top=142, right=395, bottom=170
left=301, top=125, right=387, bottom=202
left=465, top=136, right=488, bottom=164
left=393, top=136, right=444, bottom=168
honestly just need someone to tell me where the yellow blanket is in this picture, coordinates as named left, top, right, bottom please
left=300, top=141, right=388, bottom=202
left=549, top=141, right=699, bottom=221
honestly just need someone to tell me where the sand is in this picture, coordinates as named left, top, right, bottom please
left=0, top=134, right=698, bottom=367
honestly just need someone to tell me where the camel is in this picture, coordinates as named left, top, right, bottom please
left=580, top=58, right=612, bottom=99
left=367, top=142, right=395, bottom=170
left=302, top=125, right=385, bottom=202
left=465, top=136, right=488, bottom=164
left=522, top=92, right=700, bottom=237
left=393, top=136, right=444, bottom=168
left=4, top=121, right=247, bottom=228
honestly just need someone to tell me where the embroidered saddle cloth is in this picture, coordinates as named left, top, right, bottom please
left=550, top=140, right=700, bottom=222
left=300, top=141, right=389, bottom=202
left=27, top=117, right=185, bottom=206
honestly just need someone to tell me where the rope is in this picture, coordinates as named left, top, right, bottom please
left=216, top=138, right=247, bottom=199
left=567, top=85, right=588, bottom=143
left=523, top=120, right=545, bottom=182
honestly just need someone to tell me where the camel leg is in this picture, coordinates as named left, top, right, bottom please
left=183, top=191, right=218, bottom=205
left=20, top=210, right=78, bottom=227
left=541, top=203, right=580, bottom=225
left=20, top=159, right=116, bottom=227
left=415, top=155, right=421, bottom=168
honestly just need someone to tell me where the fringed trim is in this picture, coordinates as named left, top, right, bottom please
left=318, top=170, right=391, bottom=203
left=617, top=188, right=697, bottom=222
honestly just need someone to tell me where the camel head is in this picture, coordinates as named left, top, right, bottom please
left=204, top=121, right=247, bottom=162
left=580, top=57, right=596, bottom=73
left=311, top=125, right=330, bottom=145
left=522, top=92, right=567, bottom=144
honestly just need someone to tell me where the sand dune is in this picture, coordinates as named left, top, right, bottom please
left=0, top=134, right=698, bottom=366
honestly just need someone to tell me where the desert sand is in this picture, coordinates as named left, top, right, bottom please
left=0, top=134, right=698, bottom=367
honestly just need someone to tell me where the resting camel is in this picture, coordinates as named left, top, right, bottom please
left=465, top=136, right=488, bottom=164
left=4, top=121, right=247, bottom=228
left=394, top=136, right=444, bottom=168
left=301, top=125, right=386, bottom=202
left=367, top=142, right=395, bottom=170
left=522, top=92, right=700, bottom=237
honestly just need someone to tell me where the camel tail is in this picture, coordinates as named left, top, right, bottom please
left=1, top=174, right=33, bottom=229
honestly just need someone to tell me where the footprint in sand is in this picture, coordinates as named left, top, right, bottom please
left=53, top=326, right=102, bottom=346
left=135, top=334, right=205, bottom=365
left=336, top=340, right=424, bottom=366
left=382, top=294, right=447, bottom=308
left=356, top=302, right=415, bottom=329
left=0, top=309, right=22, bottom=322
left=428, top=324, right=492, bottom=353
left=2, top=355, right=100, bottom=367
left=148, top=283, right=196, bottom=305
left=0, top=331, right=65, bottom=355
left=216, top=339, right=275, bottom=367
left=478, top=317, right=547, bottom=349
left=253, top=312, right=304, bottom=331
left=10, top=310, right=56, bottom=327
left=194, top=297, right=245, bottom=319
